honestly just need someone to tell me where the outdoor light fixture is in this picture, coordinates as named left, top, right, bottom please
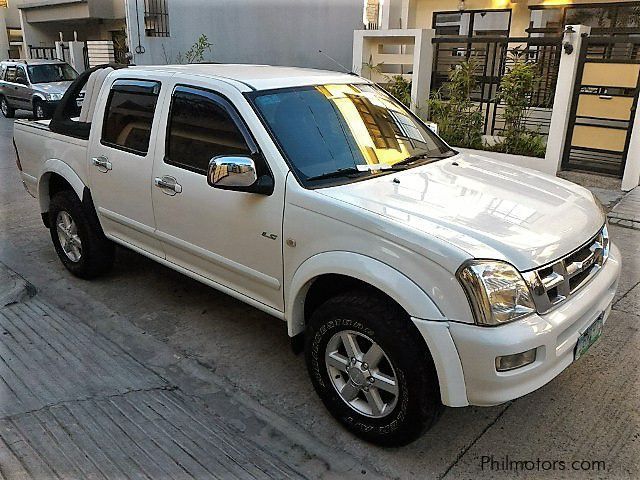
left=563, top=25, right=575, bottom=55
left=458, top=0, right=465, bottom=12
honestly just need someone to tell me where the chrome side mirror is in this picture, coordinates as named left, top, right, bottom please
left=207, top=155, right=274, bottom=195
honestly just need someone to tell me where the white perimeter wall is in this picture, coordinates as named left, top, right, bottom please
left=126, top=0, right=364, bottom=70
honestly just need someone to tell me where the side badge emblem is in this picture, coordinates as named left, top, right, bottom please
left=262, top=232, right=278, bottom=241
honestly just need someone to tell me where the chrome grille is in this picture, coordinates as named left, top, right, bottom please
left=523, top=225, right=609, bottom=314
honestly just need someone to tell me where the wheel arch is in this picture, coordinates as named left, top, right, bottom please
left=32, top=93, right=46, bottom=106
left=286, top=251, right=445, bottom=338
left=38, top=160, right=86, bottom=216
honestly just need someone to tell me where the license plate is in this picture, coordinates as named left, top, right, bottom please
left=574, top=313, right=604, bottom=360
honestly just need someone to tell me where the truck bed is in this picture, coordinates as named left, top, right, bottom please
left=14, top=119, right=89, bottom=201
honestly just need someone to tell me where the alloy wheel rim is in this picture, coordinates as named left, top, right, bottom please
left=56, top=211, right=82, bottom=262
left=1, top=99, right=7, bottom=115
left=325, top=329, right=399, bottom=418
left=36, top=105, right=44, bottom=119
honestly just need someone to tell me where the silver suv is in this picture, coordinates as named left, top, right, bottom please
left=0, top=59, right=78, bottom=119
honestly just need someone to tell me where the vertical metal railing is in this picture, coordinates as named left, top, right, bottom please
left=431, top=36, right=563, bottom=136
left=29, top=46, right=57, bottom=60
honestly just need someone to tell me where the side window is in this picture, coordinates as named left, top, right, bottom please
left=5, top=66, right=16, bottom=83
left=101, top=79, right=160, bottom=155
left=165, top=87, right=252, bottom=174
left=15, top=67, right=27, bottom=84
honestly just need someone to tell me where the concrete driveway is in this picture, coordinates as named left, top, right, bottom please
left=1, top=113, right=638, bottom=479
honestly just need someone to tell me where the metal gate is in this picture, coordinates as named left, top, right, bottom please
left=28, top=46, right=57, bottom=60
left=432, top=36, right=562, bottom=136
left=562, top=36, right=640, bottom=177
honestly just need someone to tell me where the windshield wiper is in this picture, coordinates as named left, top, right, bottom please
left=391, top=150, right=457, bottom=169
left=305, top=167, right=369, bottom=182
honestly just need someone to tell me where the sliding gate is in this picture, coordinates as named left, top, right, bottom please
left=562, top=36, right=640, bottom=177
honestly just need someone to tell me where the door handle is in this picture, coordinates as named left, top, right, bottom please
left=154, top=176, right=182, bottom=195
left=92, top=156, right=112, bottom=172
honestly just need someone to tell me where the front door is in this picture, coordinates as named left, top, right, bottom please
left=151, top=81, right=285, bottom=311
left=562, top=36, right=640, bottom=177
left=88, top=77, right=165, bottom=257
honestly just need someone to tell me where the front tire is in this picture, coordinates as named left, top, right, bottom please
left=305, top=291, right=443, bottom=446
left=48, top=190, right=115, bottom=279
left=0, top=96, right=15, bottom=118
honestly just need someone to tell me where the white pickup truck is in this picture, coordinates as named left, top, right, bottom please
left=14, top=64, right=621, bottom=446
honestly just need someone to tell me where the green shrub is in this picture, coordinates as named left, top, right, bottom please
left=164, top=34, right=213, bottom=64
left=428, top=60, right=484, bottom=149
left=489, top=131, right=547, bottom=158
left=492, top=53, right=547, bottom=158
left=386, top=75, right=412, bottom=108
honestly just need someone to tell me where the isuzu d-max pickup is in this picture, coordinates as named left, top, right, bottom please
left=13, top=64, right=620, bottom=446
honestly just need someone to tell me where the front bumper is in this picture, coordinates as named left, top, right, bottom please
left=449, top=243, right=621, bottom=406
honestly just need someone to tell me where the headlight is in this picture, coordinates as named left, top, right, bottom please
left=45, top=93, right=63, bottom=101
left=457, top=260, right=535, bottom=326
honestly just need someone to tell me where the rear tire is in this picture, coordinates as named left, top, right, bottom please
left=0, top=96, right=15, bottom=118
left=48, top=190, right=115, bottom=279
left=305, top=291, right=443, bottom=446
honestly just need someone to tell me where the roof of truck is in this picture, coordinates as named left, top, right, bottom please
left=128, top=63, right=367, bottom=91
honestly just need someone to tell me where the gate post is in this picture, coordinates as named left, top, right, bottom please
left=622, top=109, right=640, bottom=190
left=353, top=29, right=434, bottom=115
left=544, top=25, right=590, bottom=175
left=55, top=41, right=65, bottom=61
left=68, top=41, right=87, bottom=72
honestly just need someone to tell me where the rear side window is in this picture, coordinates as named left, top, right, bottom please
left=15, top=67, right=27, bottom=84
left=165, top=86, right=252, bottom=174
left=4, top=66, right=16, bottom=82
left=101, top=79, right=160, bottom=155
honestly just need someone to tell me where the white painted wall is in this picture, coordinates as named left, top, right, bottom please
left=126, top=0, right=364, bottom=70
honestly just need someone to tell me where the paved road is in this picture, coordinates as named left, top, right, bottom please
left=1, top=113, right=639, bottom=479
left=0, top=270, right=305, bottom=479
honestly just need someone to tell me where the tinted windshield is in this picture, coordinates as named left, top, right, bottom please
left=27, top=63, right=78, bottom=84
left=251, top=84, right=452, bottom=185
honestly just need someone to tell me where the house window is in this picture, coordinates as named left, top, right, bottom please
left=433, top=9, right=512, bottom=37
left=528, top=2, right=640, bottom=37
left=144, top=0, right=169, bottom=37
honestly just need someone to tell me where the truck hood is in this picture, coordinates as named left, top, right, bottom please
left=318, top=152, right=605, bottom=271
left=34, top=81, right=73, bottom=95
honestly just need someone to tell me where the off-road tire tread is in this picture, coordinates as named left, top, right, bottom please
left=305, top=290, right=443, bottom=446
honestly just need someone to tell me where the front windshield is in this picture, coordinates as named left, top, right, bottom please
left=251, top=83, right=453, bottom=185
left=28, top=63, right=78, bottom=84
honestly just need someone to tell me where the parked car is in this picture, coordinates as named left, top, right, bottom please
left=13, top=64, right=621, bottom=446
left=0, top=59, right=78, bottom=119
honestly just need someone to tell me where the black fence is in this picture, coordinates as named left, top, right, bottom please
left=28, top=46, right=57, bottom=60
left=431, top=36, right=563, bottom=136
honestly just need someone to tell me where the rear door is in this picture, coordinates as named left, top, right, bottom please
left=3, top=66, right=24, bottom=108
left=88, top=75, right=166, bottom=257
left=14, top=66, right=32, bottom=109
